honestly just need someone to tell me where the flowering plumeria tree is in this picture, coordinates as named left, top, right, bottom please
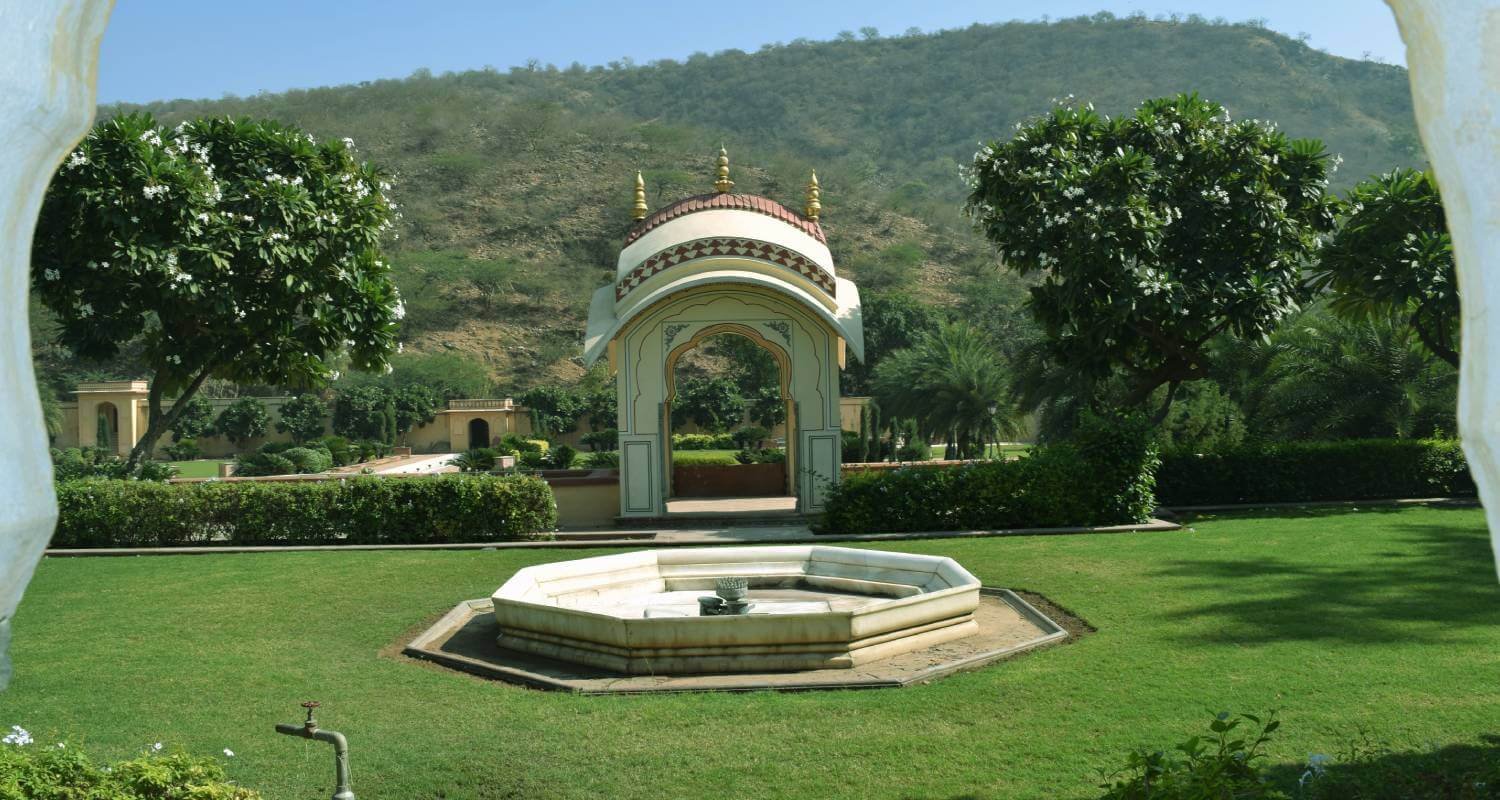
left=965, top=93, right=1337, bottom=419
left=1311, top=168, right=1457, bottom=367
left=32, top=114, right=403, bottom=470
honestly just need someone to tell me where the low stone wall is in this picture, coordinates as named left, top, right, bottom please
left=540, top=469, right=621, bottom=528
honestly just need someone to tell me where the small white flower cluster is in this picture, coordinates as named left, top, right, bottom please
left=143, top=184, right=170, bottom=200
left=78, top=302, right=94, bottom=317
left=342, top=137, right=356, bottom=149
left=1201, top=185, right=1231, bottom=205
left=63, top=151, right=89, bottom=170
left=43, top=268, right=60, bottom=281
left=2, top=726, right=32, bottom=746
left=1061, top=186, right=1085, bottom=199
left=263, top=172, right=305, bottom=187
left=1134, top=266, right=1169, bottom=296
left=139, top=129, right=163, bottom=148
left=268, top=232, right=289, bottom=242
left=392, top=299, right=406, bottom=320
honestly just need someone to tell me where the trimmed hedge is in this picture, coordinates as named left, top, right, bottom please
left=820, top=413, right=1158, bottom=533
left=54, top=474, right=557, bottom=547
left=1156, top=439, right=1475, bottom=506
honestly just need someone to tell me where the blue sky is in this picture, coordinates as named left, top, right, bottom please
left=98, top=1, right=1406, bottom=104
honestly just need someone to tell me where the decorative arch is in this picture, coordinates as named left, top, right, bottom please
left=662, top=322, right=796, bottom=497
left=467, top=418, right=491, bottom=449
left=95, top=401, right=119, bottom=454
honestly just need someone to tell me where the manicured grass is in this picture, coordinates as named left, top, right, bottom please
left=166, top=459, right=233, bottom=478
left=4, top=506, right=1498, bottom=798
left=927, top=442, right=1033, bottom=459
left=671, top=449, right=741, bottom=465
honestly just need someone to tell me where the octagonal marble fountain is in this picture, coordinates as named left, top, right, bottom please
left=405, top=544, right=1070, bottom=691
left=489, top=546, right=983, bottom=674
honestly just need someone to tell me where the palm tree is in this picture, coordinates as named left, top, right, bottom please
left=872, top=321, right=1019, bottom=459
left=1256, top=309, right=1456, bottom=440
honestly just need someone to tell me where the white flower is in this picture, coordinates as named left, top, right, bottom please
left=139, top=130, right=162, bottom=147
left=342, top=137, right=356, bottom=149
left=329, top=370, right=341, bottom=381
left=142, top=184, right=170, bottom=200
left=396, top=342, right=404, bottom=353
left=167, top=355, right=181, bottom=365
left=78, top=303, right=93, bottom=317
left=3, top=726, right=33, bottom=746
left=392, top=300, right=406, bottom=320
left=197, top=212, right=210, bottom=223
left=64, top=151, right=89, bottom=170
left=152, top=742, right=163, bottom=752
left=130, top=216, right=140, bottom=223
left=223, top=748, right=234, bottom=757
left=43, top=268, right=59, bottom=281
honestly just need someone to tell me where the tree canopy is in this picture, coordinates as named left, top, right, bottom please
left=32, top=113, right=402, bottom=468
left=1311, top=168, right=1457, bottom=366
left=965, top=93, right=1337, bottom=419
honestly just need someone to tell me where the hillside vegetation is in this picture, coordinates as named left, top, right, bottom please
left=35, top=13, right=1422, bottom=393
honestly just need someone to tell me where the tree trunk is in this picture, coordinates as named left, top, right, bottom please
left=123, top=362, right=217, bottom=473
left=1412, top=310, right=1460, bottom=368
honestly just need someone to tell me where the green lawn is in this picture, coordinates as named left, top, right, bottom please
left=927, top=442, right=1033, bottom=459
left=4, top=506, right=1497, bottom=799
left=166, top=459, right=233, bottom=478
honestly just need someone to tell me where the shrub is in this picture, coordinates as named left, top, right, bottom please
left=548, top=444, right=577, bottom=469
left=214, top=398, right=270, bottom=445
left=54, top=474, right=557, bottom=546
left=281, top=446, right=333, bottom=474
left=896, top=442, right=929, bottom=461
left=1155, top=439, right=1475, bottom=506
left=733, top=426, right=771, bottom=450
left=820, top=422, right=1158, bottom=534
left=232, top=450, right=295, bottom=477
left=841, top=430, right=866, bottom=462
left=672, top=450, right=740, bottom=466
left=582, top=450, right=619, bottom=468
left=316, top=435, right=355, bottom=466
left=580, top=428, right=618, bottom=451
left=275, top=393, right=329, bottom=442
left=451, top=447, right=500, bottom=472
left=162, top=437, right=201, bottom=461
left=0, top=741, right=260, bottom=798
left=1097, top=712, right=1283, bottom=800
left=734, top=448, right=786, bottom=464
left=51, top=447, right=176, bottom=482
left=672, top=432, right=735, bottom=450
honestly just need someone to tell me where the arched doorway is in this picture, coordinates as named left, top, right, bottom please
left=95, top=402, right=119, bottom=453
left=467, top=418, right=490, bottom=449
left=583, top=156, right=865, bottom=518
left=663, top=324, right=795, bottom=499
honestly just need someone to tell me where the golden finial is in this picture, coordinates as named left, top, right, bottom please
left=714, top=145, right=734, bottom=194
left=631, top=171, right=648, bottom=221
left=804, top=170, right=822, bottom=221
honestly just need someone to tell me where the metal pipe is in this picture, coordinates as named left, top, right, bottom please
left=274, top=702, right=354, bottom=800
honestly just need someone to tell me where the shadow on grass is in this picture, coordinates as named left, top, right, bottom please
left=1264, top=734, right=1500, bottom=799
left=1154, top=507, right=1500, bottom=644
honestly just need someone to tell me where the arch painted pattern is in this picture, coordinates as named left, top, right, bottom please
left=616, top=237, right=837, bottom=301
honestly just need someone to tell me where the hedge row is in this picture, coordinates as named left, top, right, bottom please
left=820, top=414, right=1158, bottom=533
left=1155, top=439, right=1476, bottom=506
left=54, top=474, right=557, bottom=548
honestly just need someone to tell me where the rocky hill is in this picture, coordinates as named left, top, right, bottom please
left=37, top=14, right=1422, bottom=392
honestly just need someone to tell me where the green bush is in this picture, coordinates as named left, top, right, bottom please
left=580, top=428, right=618, bottom=451
left=53, top=474, right=557, bottom=547
left=282, top=446, right=333, bottom=474
left=1098, top=712, right=1283, bottom=800
left=820, top=416, right=1158, bottom=533
left=548, top=444, right=577, bottom=469
left=1156, top=439, right=1475, bottom=506
left=582, top=450, right=619, bottom=468
left=316, top=435, right=355, bottom=466
left=734, top=448, right=786, bottom=464
left=671, top=432, right=735, bottom=450
left=51, top=447, right=176, bottom=482
left=230, top=450, right=294, bottom=477
left=732, top=426, right=771, bottom=450
left=841, top=430, right=866, bottom=462
left=162, top=437, right=201, bottom=461
left=0, top=740, right=261, bottom=798
left=451, top=447, right=500, bottom=472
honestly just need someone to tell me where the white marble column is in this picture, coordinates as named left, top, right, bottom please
left=0, top=0, right=112, bottom=689
left=1386, top=0, right=1500, bottom=576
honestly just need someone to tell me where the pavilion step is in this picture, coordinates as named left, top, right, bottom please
left=615, top=510, right=810, bottom=529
